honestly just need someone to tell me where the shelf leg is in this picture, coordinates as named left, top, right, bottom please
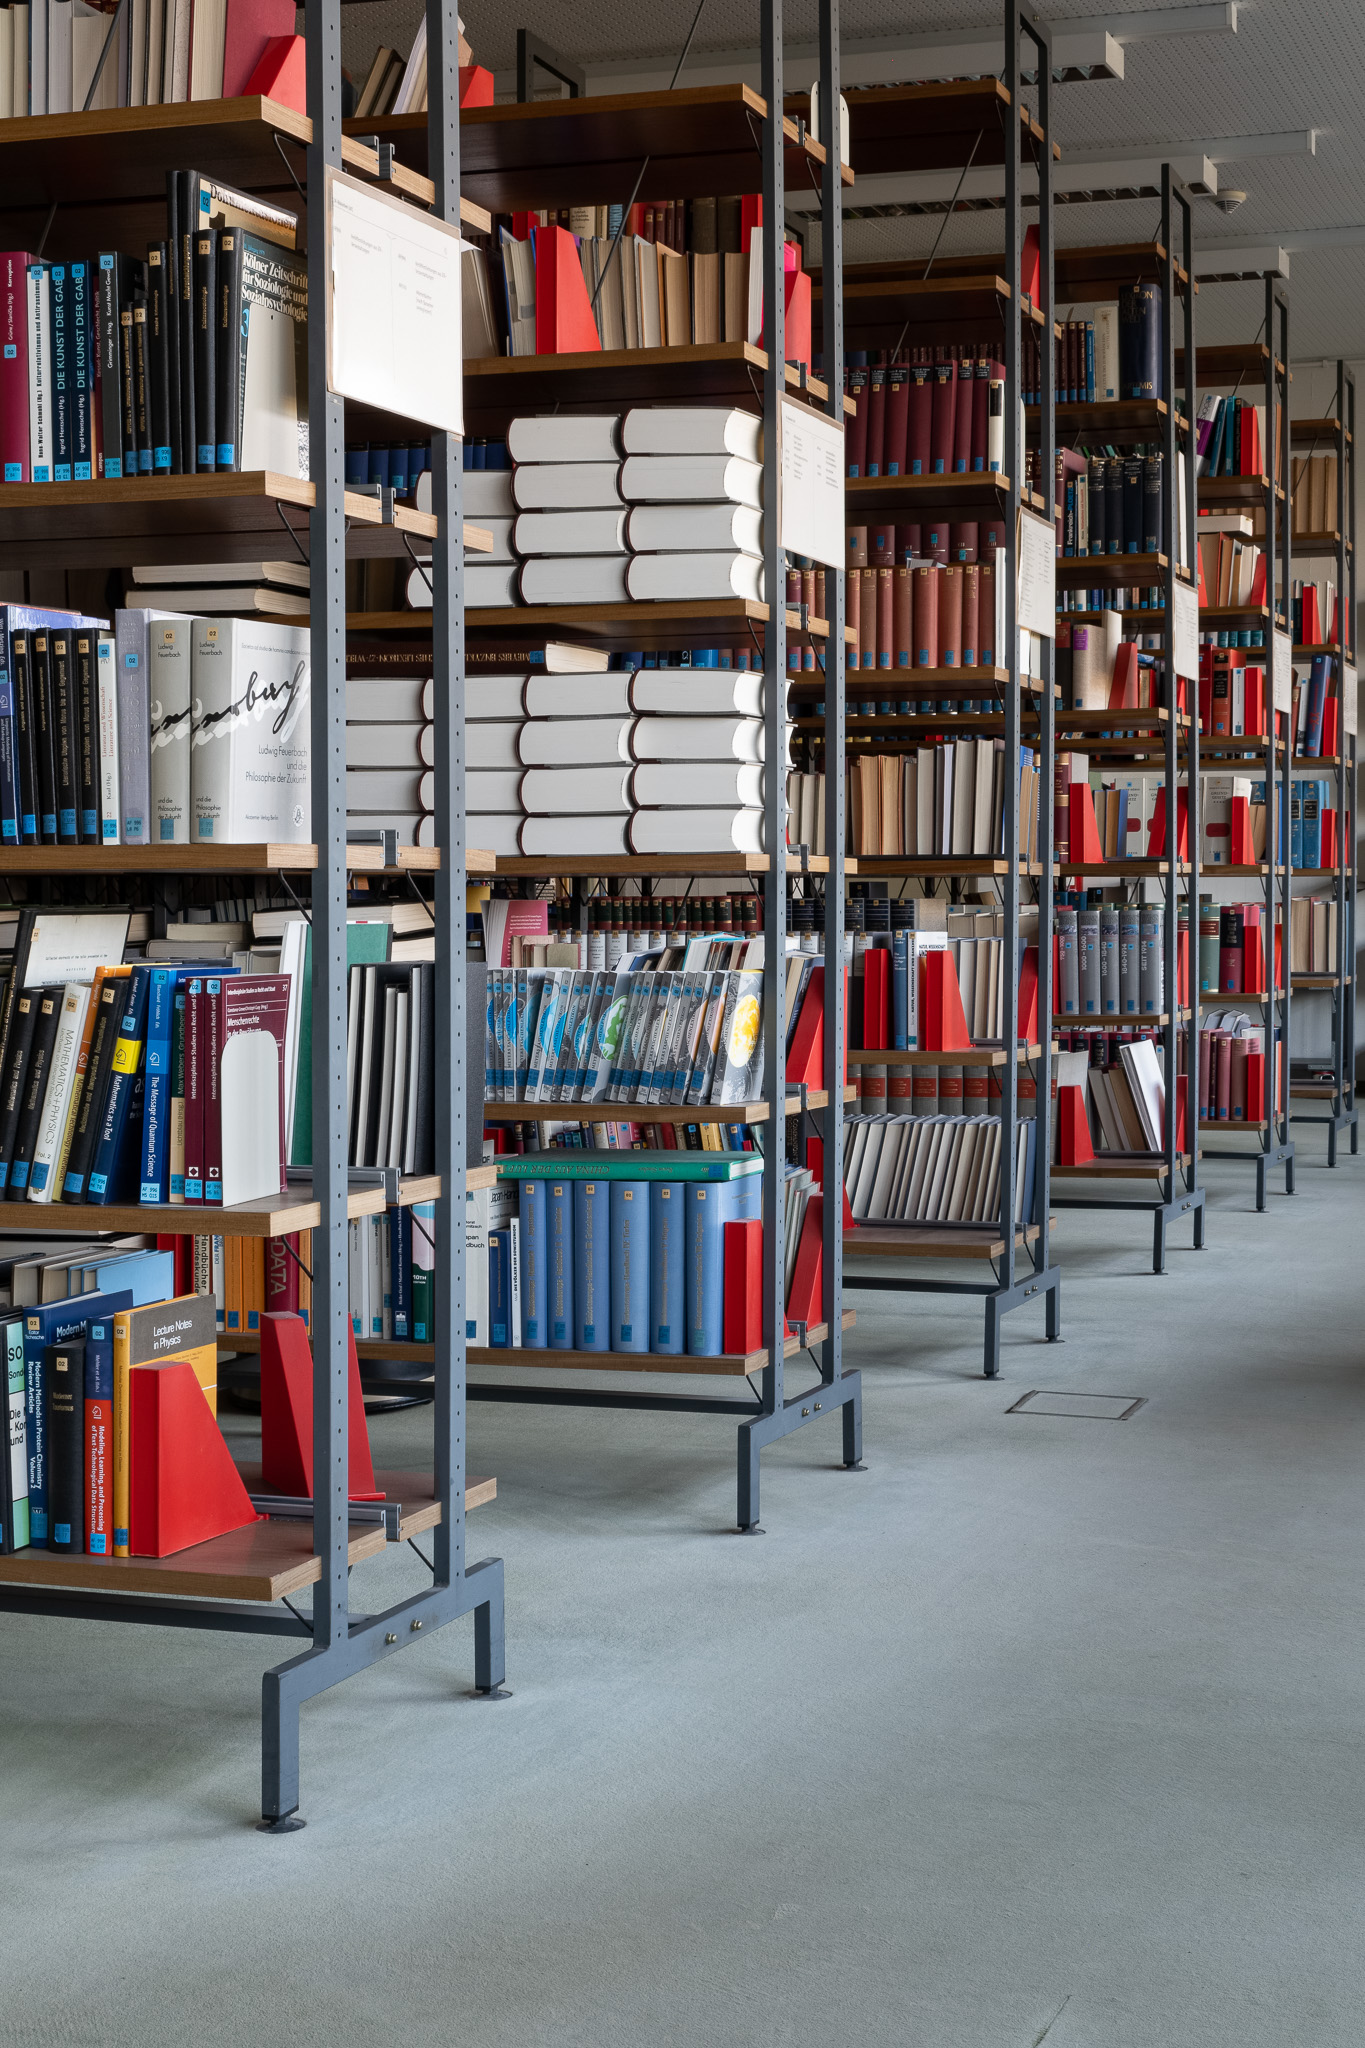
left=1287, top=1147, right=1297, bottom=1194
left=736, top=1420, right=763, bottom=1532
left=1153, top=1207, right=1167, bottom=1275
left=1045, top=1272, right=1062, bottom=1341
left=260, top=1664, right=305, bottom=1830
left=1328, top=1119, right=1339, bottom=1168
left=1256, top=1154, right=1268, bottom=1213
left=984, top=1295, right=1002, bottom=1380
left=841, top=1374, right=864, bottom=1470
left=473, top=1559, right=508, bottom=1697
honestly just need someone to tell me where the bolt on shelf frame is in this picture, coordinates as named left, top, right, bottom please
left=1203, top=274, right=1296, bottom=1205
left=1288, top=359, right=1358, bottom=1163
left=839, top=0, right=1063, bottom=1377
left=1050, top=168, right=1207, bottom=1270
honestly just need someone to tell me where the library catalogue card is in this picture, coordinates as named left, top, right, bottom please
left=326, top=169, right=463, bottom=435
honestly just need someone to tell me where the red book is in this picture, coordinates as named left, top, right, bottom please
left=1302, top=585, right=1322, bottom=643
left=85, top=1379, right=112, bottom=1557
left=862, top=949, right=890, bottom=1049
left=784, top=265, right=812, bottom=373
left=876, top=566, right=893, bottom=669
left=864, top=361, right=886, bottom=476
left=212, top=974, right=292, bottom=1205
left=930, top=353, right=956, bottom=473
left=950, top=521, right=978, bottom=564
left=924, top=515, right=950, bottom=564
left=859, top=567, right=877, bottom=669
left=128, top=1360, right=259, bottom=1558
left=845, top=564, right=861, bottom=663
left=1245, top=1049, right=1265, bottom=1120
left=907, top=362, right=933, bottom=474
left=534, top=225, right=602, bottom=354
left=895, top=522, right=921, bottom=562
left=184, top=981, right=206, bottom=1206
left=1321, top=697, right=1339, bottom=757
left=265, top=1233, right=300, bottom=1313
left=920, top=951, right=971, bottom=1051
left=939, top=564, right=963, bottom=667
left=914, top=564, right=940, bottom=667
left=846, top=524, right=868, bottom=570
left=1244, top=665, right=1266, bottom=736
left=867, top=521, right=895, bottom=566
left=952, top=357, right=974, bottom=473
left=1320, top=808, right=1338, bottom=869
left=1242, top=904, right=1265, bottom=993
left=971, top=355, right=992, bottom=470
left=892, top=565, right=912, bottom=668
left=846, top=370, right=869, bottom=476
left=0, top=252, right=31, bottom=482
left=786, top=1197, right=824, bottom=1328
left=884, top=364, right=909, bottom=474
left=787, top=965, right=825, bottom=1085
left=1109, top=642, right=1140, bottom=709
left=1214, top=1031, right=1233, bottom=1118
left=722, top=1218, right=763, bottom=1354
left=978, top=557, right=995, bottom=663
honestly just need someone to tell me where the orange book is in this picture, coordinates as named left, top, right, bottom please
left=914, top=564, right=940, bottom=667
left=876, top=566, right=893, bottom=670
left=891, top=564, right=912, bottom=667
left=961, top=561, right=980, bottom=665
left=939, top=563, right=964, bottom=667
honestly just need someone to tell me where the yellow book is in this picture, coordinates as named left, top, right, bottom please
left=111, top=1292, right=219, bottom=1557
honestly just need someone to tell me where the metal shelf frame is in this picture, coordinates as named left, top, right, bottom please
left=1202, top=275, right=1296, bottom=1205
left=454, top=0, right=861, bottom=1530
left=1288, top=361, right=1359, bottom=1163
left=840, top=0, right=1062, bottom=1377
left=1049, top=169, right=1209, bottom=1270
left=0, top=0, right=506, bottom=1832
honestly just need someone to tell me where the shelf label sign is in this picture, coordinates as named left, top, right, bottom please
left=326, top=168, right=464, bottom=435
left=1272, top=629, right=1293, bottom=714
left=1171, top=579, right=1199, bottom=683
left=1345, top=661, right=1358, bottom=737
left=1015, top=510, right=1055, bottom=639
left=778, top=397, right=844, bottom=568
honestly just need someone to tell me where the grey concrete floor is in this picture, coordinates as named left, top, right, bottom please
left=0, top=1132, right=1361, bottom=2048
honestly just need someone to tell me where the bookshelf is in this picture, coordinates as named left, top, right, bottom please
left=1197, top=276, right=1296, bottom=1208
left=1287, top=366, right=1359, bottom=1163
left=432, top=3, right=861, bottom=1531
left=825, top=1, right=1062, bottom=1379
left=1045, top=176, right=1209, bottom=1274
left=0, top=0, right=507, bottom=1830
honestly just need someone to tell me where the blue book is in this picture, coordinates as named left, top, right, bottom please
left=1290, top=782, right=1303, bottom=869
left=86, top=965, right=151, bottom=1203
left=388, top=1205, right=411, bottom=1340
left=648, top=1181, right=685, bottom=1355
left=82, top=1248, right=174, bottom=1306
left=518, top=1181, right=548, bottom=1346
left=572, top=1179, right=610, bottom=1352
left=609, top=1181, right=650, bottom=1353
left=892, top=930, right=909, bottom=1050
left=488, top=1230, right=511, bottom=1347
left=139, top=965, right=178, bottom=1201
left=1305, top=654, right=1331, bottom=758
left=1301, top=780, right=1325, bottom=868
left=547, top=1178, right=575, bottom=1349
left=83, top=1322, right=114, bottom=1554
left=686, top=1172, right=762, bottom=1357
left=50, top=266, right=72, bottom=480
left=24, top=1289, right=132, bottom=1545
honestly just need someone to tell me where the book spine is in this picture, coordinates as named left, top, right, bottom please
left=215, top=228, right=244, bottom=471
left=27, top=265, right=51, bottom=482
left=518, top=1180, right=547, bottom=1345
left=203, top=977, right=223, bottom=1202
left=5, top=1321, right=28, bottom=1552
left=487, top=1229, right=510, bottom=1345
left=70, top=260, right=92, bottom=481
left=111, top=1312, right=133, bottom=1556
left=74, top=631, right=99, bottom=841
left=50, top=266, right=71, bottom=480
left=140, top=968, right=176, bottom=1202
left=84, top=1327, right=114, bottom=1555
left=30, top=632, right=56, bottom=841
left=23, top=1326, right=48, bottom=1543
left=131, top=294, right=151, bottom=474
left=61, top=979, right=119, bottom=1199
left=648, top=1180, right=685, bottom=1353
left=86, top=967, right=151, bottom=1204
left=547, top=1178, right=574, bottom=1347
left=572, top=1178, right=609, bottom=1351
left=411, top=1199, right=435, bottom=1341
left=609, top=1179, right=650, bottom=1352
left=96, top=632, right=120, bottom=842
left=7, top=985, right=63, bottom=1199
left=27, top=982, right=86, bottom=1200
left=51, top=632, right=77, bottom=842
left=115, top=612, right=150, bottom=845
left=0, top=618, right=18, bottom=844
left=98, top=256, right=126, bottom=478
left=193, top=230, right=217, bottom=471
left=119, top=298, right=139, bottom=475
left=0, top=253, right=29, bottom=482
left=147, top=246, right=172, bottom=473
left=164, top=174, right=184, bottom=475
left=44, top=1342, right=84, bottom=1551
left=387, top=1208, right=411, bottom=1338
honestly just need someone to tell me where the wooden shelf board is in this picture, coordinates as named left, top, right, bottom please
left=1293, top=644, right=1353, bottom=660
left=1291, top=418, right=1347, bottom=446
left=844, top=665, right=1015, bottom=695
left=232, top=1464, right=496, bottom=1541
left=847, top=1044, right=1044, bottom=1067
left=1055, top=859, right=1192, bottom=876
left=851, top=856, right=1043, bottom=877
left=1198, top=474, right=1278, bottom=506
left=462, top=342, right=844, bottom=416
left=0, top=842, right=441, bottom=876
left=1292, top=531, right=1349, bottom=555
left=844, top=472, right=1039, bottom=511
left=1056, top=708, right=1178, bottom=733
left=832, top=79, right=1045, bottom=175
left=467, top=1311, right=852, bottom=1378
left=1198, top=1119, right=1269, bottom=1133
left=1052, top=1153, right=1191, bottom=1179
left=462, top=599, right=840, bottom=654
left=1034, top=397, right=1179, bottom=438
left=481, top=1089, right=851, bottom=1125
left=845, top=1221, right=1045, bottom=1259
left=1198, top=604, right=1271, bottom=624
left=1292, top=975, right=1350, bottom=988
left=1056, top=552, right=1169, bottom=589
left=16, top=1174, right=442, bottom=1239
left=489, top=852, right=829, bottom=878
left=355, top=86, right=849, bottom=214
left=1176, top=343, right=1285, bottom=381
left=830, top=275, right=1045, bottom=347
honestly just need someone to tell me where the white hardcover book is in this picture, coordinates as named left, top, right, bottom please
left=347, top=675, right=435, bottom=722
left=507, top=1214, right=522, bottom=1348
left=458, top=563, right=521, bottom=608
left=95, top=631, right=121, bottom=843
left=506, top=415, right=621, bottom=464
left=618, top=452, right=762, bottom=508
left=147, top=615, right=193, bottom=843
left=29, top=0, right=46, bottom=112
left=625, top=552, right=764, bottom=604
left=0, top=13, right=13, bottom=119
left=523, top=673, right=631, bottom=720
left=347, top=722, right=437, bottom=769
left=518, top=716, right=633, bottom=767
left=620, top=406, right=762, bottom=463
left=26, top=981, right=90, bottom=1203
left=1093, top=304, right=1119, bottom=401
left=116, top=607, right=183, bottom=845
left=190, top=617, right=310, bottom=844
left=27, top=264, right=52, bottom=482
left=518, top=765, right=631, bottom=814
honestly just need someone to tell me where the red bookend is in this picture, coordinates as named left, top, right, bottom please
left=1320, top=809, right=1338, bottom=870
left=534, top=225, right=602, bottom=354
left=863, top=949, right=890, bottom=1050
left=1109, top=642, right=1140, bottom=710
left=1146, top=784, right=1189, bottom=859
left=722, top=1218, right=763, bottom=1354
left=128, top=1361, right=260, bottom=1558
left=1322, top=698, right=1340, bottom=758
left=225, top=0, right=296, bottom=97
left=1017, top=944, right=1039, bottom=1042
left=1229, top=795, right=1255, bottom=866
left=259, top=1311, right=382, bottom=1502
left=1057, top=1084, right=1094, bottom=1165
left=1175, top=1082, right=1189, bottom=1154
left=921, top=949, right=972, bottom=1052
left=1021, top=224, right=1041, bottom=303
left=787, top=964, right=825, bottom=1085
left=1246, top=1050, right=1265, bottom=1120
left=459, top=63, right=494, bottom=106
left=783, top=266, right=812, bottom=373
left=1068, top=782, right=1106, bottom=866
left=786, top=1197, right=824, bottom=1328
left=242, top=32, right=306, bottom=115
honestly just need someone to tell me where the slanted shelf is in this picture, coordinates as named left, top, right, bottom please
left=827, top=8, right=1062, bottom=1381
left=0, top=3, right=506, bottom=1830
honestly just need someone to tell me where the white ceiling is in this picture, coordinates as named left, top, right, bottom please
left=346, top=0, right=1365, bottom=363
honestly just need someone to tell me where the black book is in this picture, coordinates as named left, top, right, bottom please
left=49, top=627, right=78, bottom=844
left=193, top=229, right=217, bottom=471
left=10, top=632, right=40, bottom=846
left=44, top=1339, right=85, bottom=1553
left=30, top=630, right=59, bottom=843
left=215, top=226, right=245, bottom=472
left=176, top=171, right=197, bottom=474
left=73, top=628, right=100, bottom=843
left=7, top=984, right=65, bottom=1200
left=146, top=243, right=172, bottom=475
left=1088, top=453, right=1107, bottom=557
left=1144, top=449, right=1163, bottom=555
left=119, top=298, right=139, bottom=474
left=1105, top=456, right=1123, bottom=557
left=131, top=293, right=151, bottom=477
left=61, top=976, right=123, bottom=1203
left=97, top=253, right=125, bottom=478
left=164, top=172, right=184, bottom=474
left=0, top=987, right=43, bottom=1192
left=0, top=907, right=37, bottom=1089
left=1121, top=455, right=1145, bottom=554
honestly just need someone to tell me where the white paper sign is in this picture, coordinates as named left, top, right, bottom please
left=1344, top=662, right=1358, bottom=737
left=1272, top=629, right=1293, bottom=715
left=779, top=397, right=844, bottom=569
left=328, top=169, right=463, bottom=434
left=1016, top=510, right=1056, bottom=639
left=1171, top=579, right=1199, bottom=682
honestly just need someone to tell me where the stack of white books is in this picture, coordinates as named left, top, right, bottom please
left=505, top=414, right=629, bottom=605
left=619, top=406, right=764, bottom=604
left=346, top=673, right=435, bottom=847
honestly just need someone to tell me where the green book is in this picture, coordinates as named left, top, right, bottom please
left=496, top=1153, right=762, bottom=1183
left=289, top=920, right=392, bottom=1166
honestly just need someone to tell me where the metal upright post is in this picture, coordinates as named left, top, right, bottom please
left=738, top=0, right=787, bottom=1530
left=1273, top=283, right=1293, bottom=1176
left=1159, top=172, right=1179, bottom=1257
left=1343, top=367, right=1358, bottom=1148
left=1173, top=174, right=1202, bottom=1245
left=997, top=0, right=1023, bottom=1332
left=1030, top=15, right=1057, bottom=1339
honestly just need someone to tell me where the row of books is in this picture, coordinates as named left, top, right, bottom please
left=1289, top=452, right=1341, bottom=535
left=1197, top=1019, right=1270, bottom=1123
left=1196, top=901, right=1279, bottom=996
left=1055, top=903, right=1174, bottom=1016
left=1287, top=894, right=1342, bottom=975
left=1291, top=580, right=1341, bottom=647
left=1056, top=450, right=1169, bottom=559
left=842, top=1113, right=1041, bottom=1227
left=0, top=180, right=306, bottom=484
left=847, top=1064, right=1013, bottom=1118
left=1194, top=392, right=1268, bottom=479
left=1055, top=617, right=1164, bottom=712
left=846, top=557, right=1004, bottom=673
left=1196, top=524, right=1266, bottom=609
left=846, top=740, right=1043, bottom=863
left=485, top=1119, right=760, bottom=1156
left=853, top=930, right=1021, bottom=1052
left=476, top=1152, right=820, bottom=1358
left=352, top=15, right=482, bottom=120
left=0, top=605, right=310, bottom=850
left=482, top=891, right=769, bottom=972
left=843, top=348, right=1005, bottom=480
left=1020, top=287, right=1160, bottom=405
left=1054, top=1034, right=1171, bottom=1157
left=849, top=516, right=1004, bottom=569
left=0, top=0, right=293, bottom=118
left=345, top=1205, right=437, bottom=1347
